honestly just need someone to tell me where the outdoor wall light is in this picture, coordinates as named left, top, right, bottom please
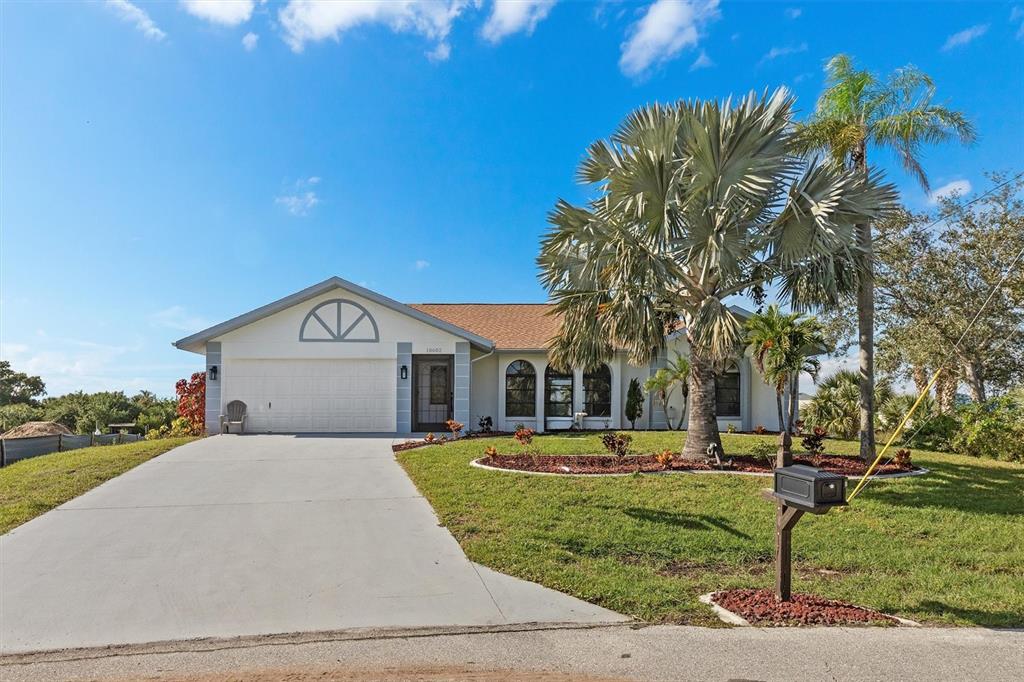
left=208, top=365, right=218, bottom=381
left=400, top=365, right=408, bottom=380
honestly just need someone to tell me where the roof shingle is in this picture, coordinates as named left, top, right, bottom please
left=408, top=303, right=560, bottom=350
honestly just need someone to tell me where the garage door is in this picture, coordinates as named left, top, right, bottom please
left=222, top=359, right=396, bottom=433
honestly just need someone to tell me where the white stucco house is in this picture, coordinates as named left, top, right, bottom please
left=173, top=277, right=786, bottom=435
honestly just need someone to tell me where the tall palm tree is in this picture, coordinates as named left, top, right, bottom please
left=795, top=54, right=975, bottom=461
left=537, top=89, right=896, bottom=459
left=745, top=305, right=825, bottom=464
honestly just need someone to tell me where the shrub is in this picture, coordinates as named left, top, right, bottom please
left=445, top=419, right=464, bottom=439
left=749, top=440, right=775, bottom=464
left=483, top=445, right=498, bottom=457
left=902, top=413, right=959, bottom=451
left=175, top=372, right=206, bottom=436
left=726, top=423, right=737, bottom=434
left=625, top=378, right=644, bottom=429
left=424, top=432, right=435, bottom=443
left=477, top=416, right=493, bottom=433
left=655, top=450, right=674, bottom=468
left=514, top=427, right=535, bottom=447
left=949, top=397, right=1024, bottom=462
left=801, top=426, right=828, bottom=457
left=0, top=403, right=42, bottom=432
left=893, top=448, right=912, bottom=469
left=753, top=424, right=767, bottom=435
left=601, top=432, right=632, bottom=458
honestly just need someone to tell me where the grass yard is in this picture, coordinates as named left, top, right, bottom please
left=0, top=437, right=195, bottom=534
left=397, top=432, right=1024, bottom=627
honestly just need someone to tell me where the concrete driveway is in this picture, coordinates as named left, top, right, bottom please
left=0, top=435, right=623, bottom=653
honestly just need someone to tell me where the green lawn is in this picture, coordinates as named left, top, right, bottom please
left=397, top=432, right=1024, bottom=627
left=0, top=437, right=195, bottom=534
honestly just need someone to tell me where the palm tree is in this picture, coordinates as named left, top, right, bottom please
left=745, top=305, right=825, bottom=463
left=537, top=89, right=897, bottom=459
left=644, top=353, right=690, bottom=430
left=804, top=370, right=894, bottom=439
left=796, top=54, right=975, bottom=461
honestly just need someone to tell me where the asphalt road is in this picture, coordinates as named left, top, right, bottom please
left=3, top=622, right=1021, bottom=681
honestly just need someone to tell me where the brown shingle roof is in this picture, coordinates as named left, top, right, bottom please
left=408, top=303, right=560, bottom=350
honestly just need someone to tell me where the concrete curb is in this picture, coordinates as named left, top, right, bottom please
left=470, top=458, right=930, bottom=481
left=699, top=593, right=922, bottom=628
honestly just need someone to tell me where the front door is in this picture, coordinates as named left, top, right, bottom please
left=412, top=355, right=453, bottom=432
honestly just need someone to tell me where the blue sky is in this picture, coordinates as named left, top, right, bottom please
left=2, top=0, right=1022, bottom=397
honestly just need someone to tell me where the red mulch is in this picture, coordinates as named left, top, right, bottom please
left=477, top=453, right=915, bottom=476
left=711, top=588, right=899, bottom=626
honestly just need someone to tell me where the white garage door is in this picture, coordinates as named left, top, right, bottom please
left=223, top=359, right=396, bottom=433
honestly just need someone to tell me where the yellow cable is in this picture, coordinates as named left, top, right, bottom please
left=846, top=368, right=942, bottom=503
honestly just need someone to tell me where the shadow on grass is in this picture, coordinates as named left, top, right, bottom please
left=619, top=507, right=753, bottom=540
left=867, top=459, right=1024, bottom=516
left=915, top=600, right=1024, bottom=628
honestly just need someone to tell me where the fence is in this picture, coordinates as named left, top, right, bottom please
left=0, top=432, right=143, bottom=467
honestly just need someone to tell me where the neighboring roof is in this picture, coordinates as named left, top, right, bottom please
left=409, top=303, right=559, bottom=350
left=172, top=277, right=495, bottom=354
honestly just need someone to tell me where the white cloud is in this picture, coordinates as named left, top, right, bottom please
left=181, top=0, right=255, bottom=26
left=414, top=259, right=431, bottom=271
left=276, top=177, right=321, bottom=216
left=759, top=41, right=808, bottom=64
left=619, top=0, right=721, bottom=78
left=1011, top=7, right=1024, bottom=39
left=689, top=49, right=712, bottom=71
left=941, top=23, right=989, bottom=51
left=278, top=0, right=468, bottom=60
left=242, top=31, right=259, bottom=51
left=104, top=0, right=167, bottom=41
left=149, top=306, right=212, bottom=332
left=784, top=7, right=801, bottom=19
left=481, top=0, right=556, bottom=43
left=928, top=179, right=972, bottom=204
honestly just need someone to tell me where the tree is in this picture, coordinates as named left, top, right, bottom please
left=0, top=403, right=42, bottom=432
left=745, top=305, right=825, bottom=463
left=0, top=361, right=46, bottom=406
left=538, top=89, right=896, bottom=459
left=643, top=354, right=690, bottom=431
left=625, top=378, right=644, bottom=429
left=175, top=372, right=206, bottom=436
left=874, top=174, right=1024, bottom=403
left=796, top=54, right=975, bottom=461
left=803, top=370, right=893, bottom=439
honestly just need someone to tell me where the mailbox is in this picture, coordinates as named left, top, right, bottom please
left=773, top=465, right=846, bottom=514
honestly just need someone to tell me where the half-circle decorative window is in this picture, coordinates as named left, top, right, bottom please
left=299, top=299, right=380, bottom=343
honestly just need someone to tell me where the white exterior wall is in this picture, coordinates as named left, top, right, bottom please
left=469, top=350, right=498, bottom=431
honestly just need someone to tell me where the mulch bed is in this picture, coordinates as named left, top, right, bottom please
left=710, top=588, right=899, bottom=626
left=477, top=453, right=915, bottom=476
left=392, top=432, right=514, bottom=453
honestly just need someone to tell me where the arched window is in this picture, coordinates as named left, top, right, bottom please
left=583, top=365, right=612, bottom=417
left=505, top=361, right=536, bottom=417
left=716, top=365, right=741, bottom=417
left=545, top=365, right=574, bottom=418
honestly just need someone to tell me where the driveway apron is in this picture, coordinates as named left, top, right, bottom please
left=0, top=435, right=623, bottom=653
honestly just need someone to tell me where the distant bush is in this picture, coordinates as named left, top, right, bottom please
left=749, top=440, right=775, bottom=464
left=949, top=397, right=1024, bottom=462
left=901, top=413, right=959, bottom=451
left=601, top=432, right=632, bottom=458
left=0, top=403, right=42, bottom=433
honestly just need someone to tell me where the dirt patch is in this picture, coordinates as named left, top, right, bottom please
left=710, top=588, right=899, bottom=626
left=0, top=421, right=73, bottom=439
left=106, top=665, right=626, bottom=681
left=477, top=453, right=916, bottom=476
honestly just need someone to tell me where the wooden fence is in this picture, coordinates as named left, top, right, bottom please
left=0, top=433, right=143, bottom=467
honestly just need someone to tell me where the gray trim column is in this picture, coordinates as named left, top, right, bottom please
left=205, top=342, right=222, bottom=435
left=454, top=342, right=470, bottom=429
left=648, top=349, right=669, bottom=430
left=396, top=342, right=412, bottom=433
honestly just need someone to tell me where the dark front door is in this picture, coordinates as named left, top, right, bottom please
left=412, top=355, right=453, bottom=432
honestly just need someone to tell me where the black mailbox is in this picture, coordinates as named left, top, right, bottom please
left=773, top=465, right=846, bottom=514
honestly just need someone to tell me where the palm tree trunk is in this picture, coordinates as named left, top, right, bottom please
left=788, top=375, right=799, bottom=434
left=776, top=391, right=785, bottom=433
left=853, top=142, right=876, bottom=463
left=912, top=365, right=929, bottom=396
left=935, top=367, right=957, bottom=413
left=682, top=352, right=722, bottom=460
left=963, top=360, right=987, bottom=402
